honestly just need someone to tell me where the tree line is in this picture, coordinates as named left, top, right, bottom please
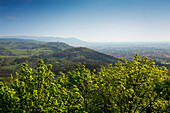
left=0, top=54, right=169, bottom=112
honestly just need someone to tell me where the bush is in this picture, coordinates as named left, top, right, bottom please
left=0, top=54, right=169, bottom=112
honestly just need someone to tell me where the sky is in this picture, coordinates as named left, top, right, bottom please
left=0, top=0, right=170, bottom=42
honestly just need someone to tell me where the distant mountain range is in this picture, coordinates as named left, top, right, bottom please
left=1, top=36, right=169, bottom=48
left=0, top=36, right=89, bottom=47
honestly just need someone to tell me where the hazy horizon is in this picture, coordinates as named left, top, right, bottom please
left=0, top=0, right=170, bottom=42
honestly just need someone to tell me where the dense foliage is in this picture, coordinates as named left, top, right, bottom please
left=0, top=54, right=169, bottom=112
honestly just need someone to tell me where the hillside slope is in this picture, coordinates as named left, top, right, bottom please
left=0, top=39, right=119, bottom=78
left=31, top=47, right=119, bottom=75
left=51, top=47, right=118, bottom=63
left=32, top=42, right=72, bottom=52
left=0, top=39, right=72, bottom=58
left=0, top=38, right=42, bottom=49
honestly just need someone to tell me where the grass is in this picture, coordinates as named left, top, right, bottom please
left=0, top=77, right=8, bottom=81
left=0, top=49, right=53, bottom=58
left=1, top=64, right=21, bottom=70
left=11, top=49, right=30, bottom=55
left=0, top=77, right=5, bottom=80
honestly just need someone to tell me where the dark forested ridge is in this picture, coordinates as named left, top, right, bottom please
left=32, top=42, right=72, bottom=52
left=0, top=38, right=42, bottom=49
left=0, top=38, right=118, bottom=79
left=35, top=47, right=118, bottom=62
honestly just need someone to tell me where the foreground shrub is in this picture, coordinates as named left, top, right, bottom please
left=0, top=60, right=84, bottom=112
left=0, top=54, right=169, bottom=112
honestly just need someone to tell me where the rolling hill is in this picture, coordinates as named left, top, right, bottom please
left=51, top=47, right=118, bottom=63
left=0, top=38, right=72, bottom=58
left=0, top=38, right=119, bottom=79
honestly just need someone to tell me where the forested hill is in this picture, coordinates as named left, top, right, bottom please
left=52, top=47, right=118, bottom=63
left=0, top=38, right=72, bottom=57
left=0, top=38, right=42, bottom=49
left=0, top=38, right=71, bottom=51
left=0, top=38, right=118, bottom=79
left=32, top=42, right=72, bottom=52
left=30, top=47, right=118, bottom=75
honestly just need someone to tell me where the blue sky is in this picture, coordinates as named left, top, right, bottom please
left=0, top=0, right=170, bottom=42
